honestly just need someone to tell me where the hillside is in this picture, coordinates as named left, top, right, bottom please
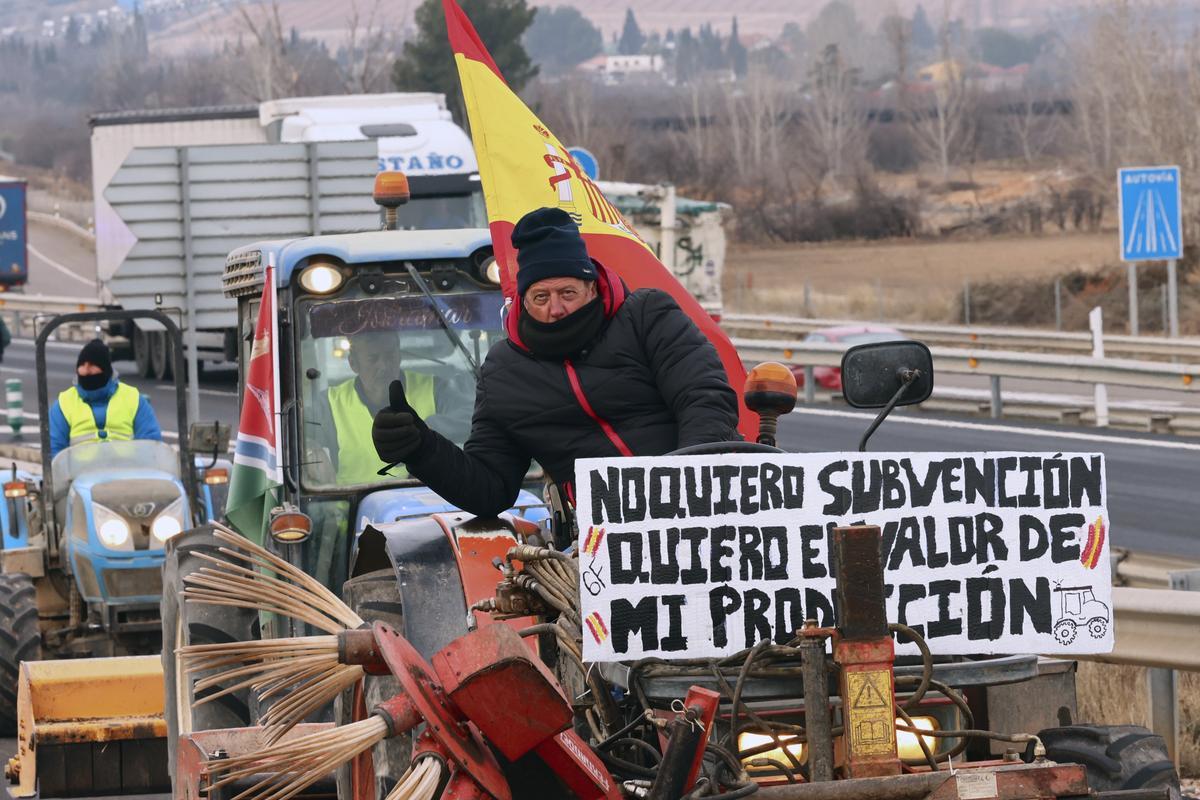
left=2, top=0, right=1075, bottom=49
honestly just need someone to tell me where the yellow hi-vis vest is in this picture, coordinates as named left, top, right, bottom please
left=58, top=383, right=140, bottom=447
left=328, top=373, right=436, bottom=485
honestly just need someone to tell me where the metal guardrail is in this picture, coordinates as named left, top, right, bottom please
left=1083, top=587, right=1200, bottom=671
left=920, top=389, right=1200, bottom=434
left=724, top=313, right=1200, bottom=361
left=0, top=294, right=103, bottom=342
left=1110, top=549, right=1199, bottom=589
left=734, top=338, right=1199, bottom=394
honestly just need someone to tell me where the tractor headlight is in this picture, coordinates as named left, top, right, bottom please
left=896, top=715, right=939, bottom=760
left=480, top=256, right=501, bottom=285
left=94, top=503, right=131, bottom=549
left=151, top=496, right=186, bottom=543
left=738, top=732, right=804, bottom=771
left=298, top=263, right=345, bottom=295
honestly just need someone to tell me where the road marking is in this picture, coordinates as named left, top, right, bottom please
left=790, top=406, right=1200, bottom=452
left=26, top=243, right=97, bottom=288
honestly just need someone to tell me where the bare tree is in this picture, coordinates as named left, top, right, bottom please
left=1003, top=83, right=1058, bottom=166
left=338, top=0, right=401, bottom=93
left=231, top=0, right=336, bottom=101
left=794, top=43, right=870, bottom=189
left=904, top=21, right=977, bottom=182
left=1064, top=1, right=1200, bottom=227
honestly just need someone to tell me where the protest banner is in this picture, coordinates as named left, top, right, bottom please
left=576, top=452, right=1112, bottom=661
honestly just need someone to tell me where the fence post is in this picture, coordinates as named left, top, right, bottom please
left=963, top=279, right=971, bottom=326
left=804, top=281, right=813, bottom=318
left=5, top=378, right=22, bottom=441
left=1149, top=568, right=1200, bottom=769
left=1054, top=278, right=1063, bottom=331
left=1128, top=263, right=1139, bottom=336
left=1162, top=284, right=1169, bottom=334
left=1089, top=307, right=1109, bottom=428
left=989, top=376, right=1003, bottom=419
left=1167, top=259, right=1179, bottom=338
left=804, top=366, right=815, bottom=404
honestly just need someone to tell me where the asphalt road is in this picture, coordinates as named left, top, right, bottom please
left=25, top=216, right=98, bottom=299
left=0, top=338, right=239, bottom=445
left=778, top=405, right=1200, bottom=559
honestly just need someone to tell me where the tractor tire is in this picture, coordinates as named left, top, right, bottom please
left=1039, top=724, right=1181, bottom=800
left=161, top=526, right=258, bottom=779
left=335, top=569, right=409, bottom=800
left=0, top=572, right=41, bottom=736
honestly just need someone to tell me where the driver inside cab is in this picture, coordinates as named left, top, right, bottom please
left=309, top=331, right=436, bottom=485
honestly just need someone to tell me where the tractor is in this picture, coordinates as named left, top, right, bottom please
left=159, top=327, right=1182, bottom=800
left=0, top=310, right=229, bottom=739
left=161, top=172, right=551, bottom=776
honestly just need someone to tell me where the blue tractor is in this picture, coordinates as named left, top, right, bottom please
left=0, top=310, right=228, bottom=734
left=160, top=177, right=550, bottom=780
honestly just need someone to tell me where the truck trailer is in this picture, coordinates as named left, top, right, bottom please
left=90, top=95, right=728, bottom=382
left=89, top=93, right=483, bottom=379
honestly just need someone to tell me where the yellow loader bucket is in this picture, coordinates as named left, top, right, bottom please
left=4, top=656, right=168, bottom=797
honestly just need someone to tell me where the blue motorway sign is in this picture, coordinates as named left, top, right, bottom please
left=567, top=146, right=600, bottom=181
left=0, top=181, right=26, bottom=284
left=1118, top=166, right=1183, bottom=262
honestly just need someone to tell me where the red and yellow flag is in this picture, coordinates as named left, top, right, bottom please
left=1081, top=514, right=1106, bottom=570
left=443, top=0, right=754, bottom=438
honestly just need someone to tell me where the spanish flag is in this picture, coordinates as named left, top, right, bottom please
left=443, top=0, right=755, bottom=439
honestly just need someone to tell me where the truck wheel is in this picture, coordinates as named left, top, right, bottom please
left=1039, top=724, right=1181, bottom=800
left=150, top=331, right=173, bottom=381
left=335, top=569, right=409, bottom=800
left=0, top=572, right=41, bottom=736
left=134, top=327, right=152, bottom=378
left=161, top=526, right=257, bottom=778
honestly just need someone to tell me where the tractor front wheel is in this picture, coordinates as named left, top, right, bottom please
left=161, top=526, right=258, bottom=778
left=1039, top=724, right=1181, bottom=800
left=0, top=572, right=41, bottom=736
left=335, top=568, right=409, bottom=800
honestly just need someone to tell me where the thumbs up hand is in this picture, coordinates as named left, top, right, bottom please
left=372, top=380, right=429, bottom=464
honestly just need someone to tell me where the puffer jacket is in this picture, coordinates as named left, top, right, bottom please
left=405, top=261, right=741, bottom=517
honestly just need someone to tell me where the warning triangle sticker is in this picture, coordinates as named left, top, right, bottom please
left=853, top=674, right=889, bottom=709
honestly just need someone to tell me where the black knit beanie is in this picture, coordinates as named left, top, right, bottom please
left=512, top=207, right=596, bottom=297
left=77, top=339, right=113, bottom=391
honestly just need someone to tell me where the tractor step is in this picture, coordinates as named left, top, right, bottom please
left=5, top=656, right=166, bottom=798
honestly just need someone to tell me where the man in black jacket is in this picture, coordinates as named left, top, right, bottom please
left=372, top=206, right=740, bottom=518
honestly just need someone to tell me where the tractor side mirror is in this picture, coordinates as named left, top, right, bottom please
left=189, top=421, right=231, bottom=468
left=841, top=341, right=934, bottom=409
left=841, top=341, right=934, bottom=452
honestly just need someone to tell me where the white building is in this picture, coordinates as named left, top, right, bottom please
left=578, top=54, right=666, bottom=86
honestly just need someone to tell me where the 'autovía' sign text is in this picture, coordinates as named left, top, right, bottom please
left=576, top=452, right=1113, bottom=661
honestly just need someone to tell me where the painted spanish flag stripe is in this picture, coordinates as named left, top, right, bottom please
left=442, top=0, right=755, bottom=440
left=1081, top=514, right=1106, bottom=569
left=584, top=526, right=605, bottom=556
left=585, top=612, right=609, bottom=644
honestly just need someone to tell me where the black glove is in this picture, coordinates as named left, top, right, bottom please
left=372, top=380, right=430, bottom=466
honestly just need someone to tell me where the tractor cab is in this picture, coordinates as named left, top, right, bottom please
left=219, top=173, right=545, bottom=596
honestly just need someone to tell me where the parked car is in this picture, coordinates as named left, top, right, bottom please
left=790, top=325, right=905, bottom=390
